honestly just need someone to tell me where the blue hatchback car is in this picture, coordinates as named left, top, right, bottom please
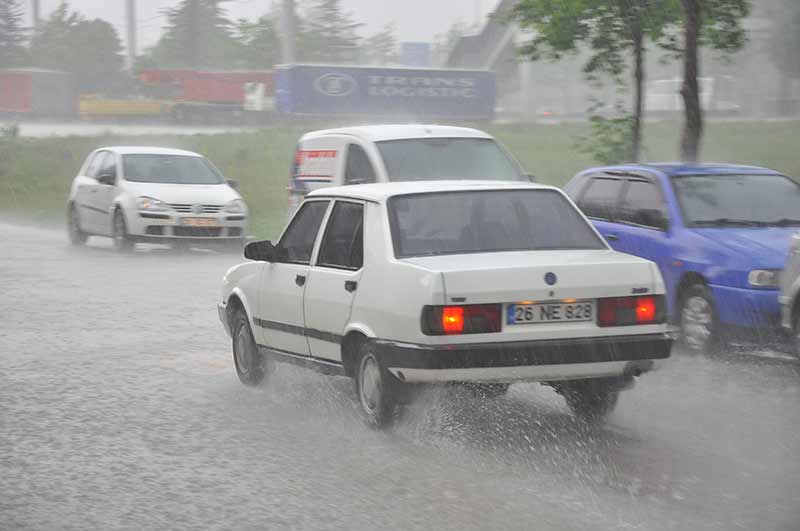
left=564, top=164, right=800, bottom=352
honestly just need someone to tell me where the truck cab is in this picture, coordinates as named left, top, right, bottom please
left=287, top=124, right=529, bottom=217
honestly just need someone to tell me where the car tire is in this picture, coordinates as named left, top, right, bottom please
left=112, top=209, right=134, bottom=253
left=463, top=383, right=510, bottom=399
left=231, top=308, right=266, bottom=386
left=562, top=380, right=619, bottom=423
left=67, top=203, right=87, bottom=246
left=354, top=342, right=399, bottom=428
left=679, top=284, right=719, bottom=354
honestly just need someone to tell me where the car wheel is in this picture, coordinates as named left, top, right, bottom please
left=231, top=308, right=266, bottom=386
left=67, top=204, right=87, bottom=245
left=355, top=343, right=399, bottom=428
left=562, top=380, right=619, bottom=423
left=679, top=284, right=719, bottom=354
left=112, top=209, right=134, bottom=253
left=462, top=383, right=510, bottom=399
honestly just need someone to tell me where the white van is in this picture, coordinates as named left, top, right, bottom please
left=287, top=124, right=529, bottom=216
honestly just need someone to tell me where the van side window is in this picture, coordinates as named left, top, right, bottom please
left=577, top=177, right=623, bottom=221
left=344, top=144, right=376, bottom=185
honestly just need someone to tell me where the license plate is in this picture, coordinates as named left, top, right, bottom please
left=180, top=217, right=217, bottom=227
left=507, top=301, right=595, bottom=325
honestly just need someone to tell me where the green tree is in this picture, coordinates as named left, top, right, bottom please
left=235, top=15, right=281, bottom=69
left=678, top=0, right=749, bottom=161
left=512, top=0, right=682, bottom=163
left=150, top=0, right=240, bottom=68
left=30, top=3, right=124, bottom=93
left=362, top=23, right=398, bottom=65
left=0, top=0, right=28, bottom=68
left=301, top=0, right=362, bottom=63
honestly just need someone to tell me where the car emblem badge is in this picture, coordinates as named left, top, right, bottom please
left=192, top=204, right=203, bottom=214
left=545, top=272, right=557, bottom=286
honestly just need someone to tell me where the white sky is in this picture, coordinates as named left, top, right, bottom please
left=24, top=0, right=498, bottom=53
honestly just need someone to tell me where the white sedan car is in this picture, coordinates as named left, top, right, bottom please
left=219, top=181, right=673, bottom=426
left=67, top=146, right=248, bottom=251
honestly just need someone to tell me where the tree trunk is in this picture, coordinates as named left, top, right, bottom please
left=632, top=28, right=644, bottom=163
left=680, top=0, right=703, bottom=162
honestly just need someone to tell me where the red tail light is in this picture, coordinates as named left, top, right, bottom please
left=597, top=295, right=665, bottom=327
left=422, top=304, right=502, bottom=335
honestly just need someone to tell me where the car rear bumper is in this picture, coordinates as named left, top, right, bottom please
left=710, top=284, right=781, bottom=328
left=374, top=332, right=673, bottom=384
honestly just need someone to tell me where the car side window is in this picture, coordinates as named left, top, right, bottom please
left=618, top=179, right=669, bottom=228
left=344, top=144, right=376, bottom=185
left=577, top=177, right=624, bottom=221
left=85, top=152, right=107, bottom=178
left=277, top=200, right=330, bottom=264
left=317, top=201, right=364, bottom=270
left=99, top=152, right=117, bottom=181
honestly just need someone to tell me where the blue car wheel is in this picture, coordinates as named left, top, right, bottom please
left=679, top=284, right=720, bottom=353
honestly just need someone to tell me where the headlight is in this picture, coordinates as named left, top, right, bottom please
left=137, top=196, right=169, bottom=212
left=748, top=269, right=780, bottom=288
left=224, top=199, right=246, bottom=214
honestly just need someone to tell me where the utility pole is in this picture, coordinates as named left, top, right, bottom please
left=125, top=0, right=137, bottom=71
left=280, top=0, right=296, bottom=64
left=31, top=0, right=40, bottom=31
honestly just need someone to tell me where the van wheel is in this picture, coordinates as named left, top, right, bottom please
left=67, top=204, right=87, bottom=245
left=679, top=284, right=719, bottom=354
left=231, top=308, right=266, bottom=386
left=562, top=380, right=619, bottom=423
left=355, top=343, right=399, bottom=428
left=113, top=209, right=134, bottom=253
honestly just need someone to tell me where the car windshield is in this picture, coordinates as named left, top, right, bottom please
left=376, top=138, right=525, bottom=182
left=388, top=189, right=605, bottom=258
left=122, top=154, right=225, bottom=184
left=672, top=174, right=800, bottom=227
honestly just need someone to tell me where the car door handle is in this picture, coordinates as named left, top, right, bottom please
left=604, top=233, right=619, bottom=241
left=295, top=275, right=306, bottom=287
left=345, top=280, right=357, bottom=293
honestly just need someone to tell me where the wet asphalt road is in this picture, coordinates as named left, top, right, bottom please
left=1, top=221, right=799, bottom=531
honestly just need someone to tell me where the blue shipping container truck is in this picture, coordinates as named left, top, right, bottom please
left=275, top=64, right=496, bottom=120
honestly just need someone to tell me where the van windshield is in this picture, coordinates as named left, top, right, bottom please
left=122, top=154, right=225, bottom=184
left=376, top=138, right=525, bottom=182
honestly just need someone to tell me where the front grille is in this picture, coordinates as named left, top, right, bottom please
left=173, top=226, right=222, bottom=237
left=228, top=227, right=242, bottom=237
left=145, top=226, right=164, bottom=235
left=169, top=204, right=222, bottom=214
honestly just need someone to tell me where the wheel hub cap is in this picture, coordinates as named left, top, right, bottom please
left=235, top=328, right=251, bottom=374
left=359, top=356, right=381, bottom=412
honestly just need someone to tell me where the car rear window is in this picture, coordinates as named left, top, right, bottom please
left=376, top=138, right=525, bottom=182
left=388, top=189, right=605, bottom=258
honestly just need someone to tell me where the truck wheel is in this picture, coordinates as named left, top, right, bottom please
left=67, top=204, right=87, bottom=245
left=355, top=343, right=399, bottom=428
left=112, top=209, right=134, bottom=253
left=562, top=380, right=619, bottom=423
left=231, top=308, right=266, bottom=386
left=679, top=284, right=719, bottom=354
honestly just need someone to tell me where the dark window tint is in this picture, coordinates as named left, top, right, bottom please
left=278, top=201, right=329, bottom=264
left=618, top=179, right=667, bottom=227
left=317, top=202, right=364, bottom=269
left=376, top=138, right=525, bottom=182
left=122, top=155, right=224, bottom=184
left=389, top=190, right=605, bottom=258
left=673, top=174, right=800, bottom=226
left=578, top=178, right=623, bottom=220
left=345, top=144, right=376, bottom=185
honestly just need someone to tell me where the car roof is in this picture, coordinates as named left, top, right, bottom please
left=300, top=124, right=494, bottom=143
left=97, top=146, right=204, bottom=157
left=583, top=162, right=783, bottom=177
left=306, top=180, right=553, bottom=203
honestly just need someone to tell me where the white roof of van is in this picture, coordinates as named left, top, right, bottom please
left=98, top=146, right=203, bottom=157
left=306, top=180, right=551, bottom=203
left=300, top=124, right=494, bottom=143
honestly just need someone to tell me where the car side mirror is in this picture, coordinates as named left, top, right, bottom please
left=226, top=179, right=240, bottom=191
left=97, top=172, right=115, bottom=186
left=244, top=240, right=277, bottom=262
left=525, top=173, right=536, bottom=183
left=639, top=209, right=669, bottom=231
